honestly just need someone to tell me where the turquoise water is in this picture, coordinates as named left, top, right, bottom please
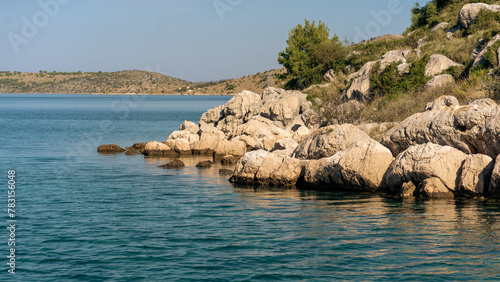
left=1, top=94, right=500, bottom=281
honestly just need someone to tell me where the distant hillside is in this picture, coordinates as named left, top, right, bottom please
left=0, top=70, right=193, bottom=94
left=0, top=68, right=286, bottom=95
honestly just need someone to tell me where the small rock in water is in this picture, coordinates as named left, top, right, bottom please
left=219, top=168, right=234, bottom=176
left=97, top=144, right=126, bottom=154
left=220, top=154, right=238, bottom=165
left=196, top=161, right=213, bottom=168
left=159, top=159, right=185, bottom=169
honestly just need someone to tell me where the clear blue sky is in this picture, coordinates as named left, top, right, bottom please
left=0, top=0, right=422, bottom=82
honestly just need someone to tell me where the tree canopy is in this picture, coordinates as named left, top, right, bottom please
left=278, top=19, right=345, bottom=89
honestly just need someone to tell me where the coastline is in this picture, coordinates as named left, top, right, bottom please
left=104, top=87, right=500, bottom=200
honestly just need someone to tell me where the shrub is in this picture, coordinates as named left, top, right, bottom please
left=278, top=19, right=345, bottom=89
left=370, top=55, right=430, bottom=100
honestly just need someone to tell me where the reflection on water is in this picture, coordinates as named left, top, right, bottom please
left=232, top=186, right=500, bottom=280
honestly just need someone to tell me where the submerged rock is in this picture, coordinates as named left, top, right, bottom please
left=196, top=161, right=214, bottom=168
left=159, top=159, right=185, bottom=169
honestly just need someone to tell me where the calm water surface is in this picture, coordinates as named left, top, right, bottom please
left=0, top=94, right=499, bottom=281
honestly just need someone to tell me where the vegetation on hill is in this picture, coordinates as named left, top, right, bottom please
left=278, top=0, right=500, bottom=124
left=0, top=68, right=285, bottom=95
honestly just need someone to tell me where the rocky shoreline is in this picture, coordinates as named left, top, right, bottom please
left=99, top=87, right=500, bottom=199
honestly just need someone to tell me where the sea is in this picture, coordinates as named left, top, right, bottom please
left=0, top=93, right=499, bottom=281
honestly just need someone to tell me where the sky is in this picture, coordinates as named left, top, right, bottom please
left=0, top=0, right=424, bottom=82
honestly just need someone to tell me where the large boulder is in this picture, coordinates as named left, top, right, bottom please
left=230, top=150, right=303, bottom=187
left=165, top=139, right=192, bottom=155
left=292, top=124, right=372, bottom=160
left=458, top=154, right=494, bottom=197
left=252, top=125, right=292, bottom=151
left=382, top=143, right=468, bottom=194
left=232, top=116, right=274, bottom=137
left=167, top=130, right=199, bottom=144
left=346, top=61, right=378, bottom=82
left=271, top=138, right=299, bottom=152
left=224, top=90, right=261, bottom=119
left=425, top=74, right=455, bottom=89
left=191, top=125, right=226, bottom=154
left=459, top=3, right=500, bottom=29
left=214, top=139, right=248, bottom=158
left=488, top=155, right=500, bottom=197
left=379, top=50, right=411, bottom=71
left=258, top=91, right=310, bottom=126
left=472, top=34, right=500, bottom=68
left=199, top=105, right=224, bottom=126
left=343, top=75, right=371, bottom=102
left=425, top=54, right=462, bottom=77
left=381, top=96, right=500, bottom=158
left=143, top=141, right=177, bottom=157
left=179, top=121, right=199, bottom=135
left=301, top=139, right=393, bottom=191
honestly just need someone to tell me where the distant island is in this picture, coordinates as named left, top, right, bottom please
left=0, top=69, right=285, bottom=95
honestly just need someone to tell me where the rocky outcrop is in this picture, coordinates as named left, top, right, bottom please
left=488, top=155, right=500, bottom=197
left=459, top=3, right=500, bottom=29
left=271, top=138, right=299, bottom=152
left=214, top=139, right=248, bottom=158
left=458, top=154, right=494, bottom=197
left=230, top=150, right=303, bottom=187
left=324, top=69, right=336, bottom=82
left=199, top=105, right=224, bottom=126
left=425, top=74, right=455, bottom=89
left=382, top=143, right=468, bottom=195
left=125, top=142, right=146, bottom=155
left=425, top=54, right=462, bottom=77
left=144, top=141, right=177, bottom=157
left=180, top=121, right=199, bottom=135
left=379, top=50, right=411, bottom=71
left=381, top=96, right=500, bottom=158
left=224, top=90, right=261, bottom=119
left=471, top=34, right=500, bottom=68
left=431, top=22, right=449, bottom=32
left=302, top=140, right=394, bottom=191
left=292, top=124, right=371, bottom=160
left=397, top=63, right=411, bottom=75
left=191, top=125, right=226, bottom=154
left=343, top=75, right=371, bottom=101
left=97, top=144, right=126, bottom=154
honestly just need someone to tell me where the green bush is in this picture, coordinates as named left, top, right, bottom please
left=278, top=19, right=345, bottom=89
left=370, top=55, right=430, bottom=100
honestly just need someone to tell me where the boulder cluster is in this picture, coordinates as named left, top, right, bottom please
left=221, top=91, right=500, bottom=200
left=106, top=87, right=500, bottom=200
